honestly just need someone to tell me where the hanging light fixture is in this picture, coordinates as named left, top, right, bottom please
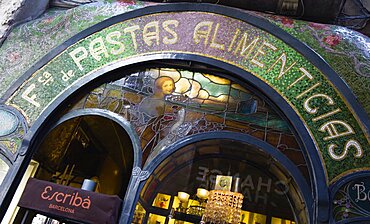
left=201, top=176, right=243, bottom=224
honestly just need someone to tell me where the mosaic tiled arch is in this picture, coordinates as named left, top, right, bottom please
left=2, top=4, right=368, bottom=182
left=0, top=3, right=369, bottom=222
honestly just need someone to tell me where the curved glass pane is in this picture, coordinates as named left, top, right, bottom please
left=0, top=158, right=9, bottom=186
left=137, top=139, right=306, bottom=223
left=33, top=115, right=134, bottom=197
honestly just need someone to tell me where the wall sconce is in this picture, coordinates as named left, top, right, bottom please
left=196, top=188, right=209, bottom=206
left=196, top=188, right=209, bottom=199
left=177, top=191, right=190, bottom=212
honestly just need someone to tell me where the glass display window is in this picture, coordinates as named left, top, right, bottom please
left=271, top=217, right=296, bottom=224
left=148, top=213, right=166, bottom=224
left=132, top=203, right=146, bottom=224
left=136, top=139, right=307, bottom=223
left=152, top=193, right=171, bottom=209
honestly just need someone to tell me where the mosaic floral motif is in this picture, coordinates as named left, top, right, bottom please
left=0, top=107, right=27, bottom=154
left=0, top=0, right=154, bottom=97
left=0, top=135, right=25, bottom=155
left=71, top=68, right=309, bottom=180
left=268, top=15, right=295, bottom=29
left=308, top=22, right=330, bottom=30
left=323, top=34, right=341, bottom=47
left=257, top=12, right=370, bottom=114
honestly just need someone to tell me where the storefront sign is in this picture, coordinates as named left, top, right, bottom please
left=333, top=176, right=370, bottom=221
left=349, top=178, right=370, bottom=212
left=18, top=178, right=122, bottom=224
left=6, top=11, right=369, bottom=182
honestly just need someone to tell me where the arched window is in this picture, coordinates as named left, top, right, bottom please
left=9, top=61, right=314, bottom=224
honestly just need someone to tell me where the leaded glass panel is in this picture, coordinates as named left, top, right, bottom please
left=72, top=67, right=308, bottom=182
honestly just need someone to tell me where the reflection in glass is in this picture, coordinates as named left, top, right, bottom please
left=271, top=217, right=296, bottom=224
left=152, top=193, right=171, bottom=209
left=148, top=213, right=166, bottom=224
left=32, top=115, right=134, bottom=196
left=240, top=211, right=267, bottom=224
left=135, top=139, right=306, bottom=224
left=132, top=203, right=146, bottom=224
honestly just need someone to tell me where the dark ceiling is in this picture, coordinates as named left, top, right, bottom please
left=34, top=116, right=133, bottom=178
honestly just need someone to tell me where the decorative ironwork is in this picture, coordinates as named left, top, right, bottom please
left=132, top=166, right=150, bottom=181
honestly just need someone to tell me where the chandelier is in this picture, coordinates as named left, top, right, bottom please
left=202, top=189, right=243, bottom=224
left=201, top=176, right=243, bottom=224
left=171, top=176, right=243, bottom=223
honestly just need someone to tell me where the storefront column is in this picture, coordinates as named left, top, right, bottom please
left=120, top=167, right=150, bottom=223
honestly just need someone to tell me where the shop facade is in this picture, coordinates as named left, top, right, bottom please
left=0, top=1, right=369, bottom=223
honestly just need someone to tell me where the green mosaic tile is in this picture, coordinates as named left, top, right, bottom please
left=3, top=11, right=368, bottom=182
left=0, top=4, right=368, bottom=183
left=260, top=13, right=370, bottom=116
left=0, top=1, right=151, bottom=98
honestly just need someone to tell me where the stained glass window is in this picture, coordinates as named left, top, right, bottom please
left=72, top=67, right=308, bottom=182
